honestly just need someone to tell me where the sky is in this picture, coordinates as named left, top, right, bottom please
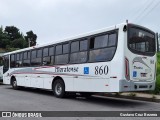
left=0, top=0, right=160, bottom=45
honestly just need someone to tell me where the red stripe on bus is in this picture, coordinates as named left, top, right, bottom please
left=10, top=72, right=96, bottom=77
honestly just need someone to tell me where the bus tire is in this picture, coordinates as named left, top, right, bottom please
left=53, top=79, right=65, bottom=98
left=11, top=77, right=18, bottom=90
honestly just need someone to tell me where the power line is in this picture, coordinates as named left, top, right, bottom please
left=132, top=0, right=155, bottom=22
left=136, top=0, right=160, bottom=23
left=129, top=0, right=150, bottom=21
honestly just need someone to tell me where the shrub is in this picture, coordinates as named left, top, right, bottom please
left=155, top=74, right=160, bottom=94
left=155, top=52, right=160, bottom=94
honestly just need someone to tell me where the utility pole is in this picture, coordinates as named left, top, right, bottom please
left=156, top=33, right=159, bottom=52
left=28, top=38, right=30, bottom=47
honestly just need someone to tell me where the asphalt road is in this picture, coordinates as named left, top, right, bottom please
left=0, top=84, right=160, bottom=120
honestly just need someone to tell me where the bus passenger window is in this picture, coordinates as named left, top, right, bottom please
left=70, top=39, right=88, bottom=63
left=31, top=50, right=42, bottom=66
left=55, top=43, right=69, bottom=65
left=43, top=46, right=54, bottom=66
left=55, top=54, right=68, bottom=64
left=89, top=32, right=117, bottom=62
left=43, top=48, right=49, bottom=57
left=70, top=51, right=87, bottom=63
left=63, top=44, right=69, bottom=54
left=80, top=40, right=88, bottom=51
left=31, top=50, right=36, bottom=59
left=49, top=47, right=54, bottom=56
left=37, top=49, right=42, bottom=58
left=23, top=51, right=30, bottom=67
left=89, top=47, right=116, bottom=62
left=94, top=35, right=108, bottom=48
left=71, top=41, right=79, bottom=53
left=108, top=33, right=117, bottom=46
left=79, top=52, right=87, bottom=62
left=16, top=53, right=23, bottom=67
left=56, top=45, right=62, bottom=55
left=10, top=54, right=16, bottom=68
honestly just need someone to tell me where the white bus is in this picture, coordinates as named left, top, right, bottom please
left=1, top=22, right=157, bottom=98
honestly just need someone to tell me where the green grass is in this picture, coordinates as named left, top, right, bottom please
left=155, top=52, right=160, bottom=94
left=155, top=75, right=160, bottom=94
left=157, top=53, right=160, bottom=75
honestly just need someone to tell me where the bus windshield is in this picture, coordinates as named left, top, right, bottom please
left=128, top=27, right=155, bottom=56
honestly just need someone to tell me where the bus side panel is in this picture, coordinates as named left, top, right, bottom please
left=16, top=73, right=26, bottom=86
left=3, top=68, right=15, bottom=85
left=3, top=72, right=10, bottom=84
left=34, top=67, right=74, bottom=91
left=109, top=26, right=125, bottom=92
left=30, top=73, right=43, bottom=88
left=43, top=78, right=53, bottom=90
left=73, top=63, right=110, bottom=92
left=62, top=76, right=74, bottom=91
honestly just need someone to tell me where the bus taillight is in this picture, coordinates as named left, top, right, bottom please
left=125, top=57, right=130, bottom=80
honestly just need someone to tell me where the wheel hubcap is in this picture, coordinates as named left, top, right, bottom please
left=55, top=83, right=62, bottom=95
left=13, top=81, right=17, bottom=87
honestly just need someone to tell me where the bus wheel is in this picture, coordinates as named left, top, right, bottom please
left=53, top=79, right=65, bottom=98
left=11, top=78, right=18, bottom=90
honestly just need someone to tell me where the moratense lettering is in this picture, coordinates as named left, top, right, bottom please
left=55, top=67, right=79, bottom=73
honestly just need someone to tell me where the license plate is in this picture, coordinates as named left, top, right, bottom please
left=141, top=73, right=147, bottom=77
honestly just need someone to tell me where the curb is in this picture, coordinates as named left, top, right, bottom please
left=100, top=93, right=160, bottom=103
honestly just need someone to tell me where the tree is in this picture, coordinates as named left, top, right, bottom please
left=0, top=26, right=3, bottom=34
left=11, top=38, right=27, bottom=49
left=0, top=26, right=10, bottom=48
left=25, top=31, right=37, bottom=47
left=0, top=39, right=10, bottom=48
left=0, top=25, right=38, bottom=51
left=158, top=34, right=160, bottom=52
left=4, top=26, right=22, bottom=41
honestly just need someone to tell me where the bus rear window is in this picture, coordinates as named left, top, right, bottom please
left=128, top=27, right=155, bottom=56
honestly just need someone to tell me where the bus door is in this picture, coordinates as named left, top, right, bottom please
left=2, top=55, right=10, bottom=84
left=0, top=66, right=3, bottom=82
